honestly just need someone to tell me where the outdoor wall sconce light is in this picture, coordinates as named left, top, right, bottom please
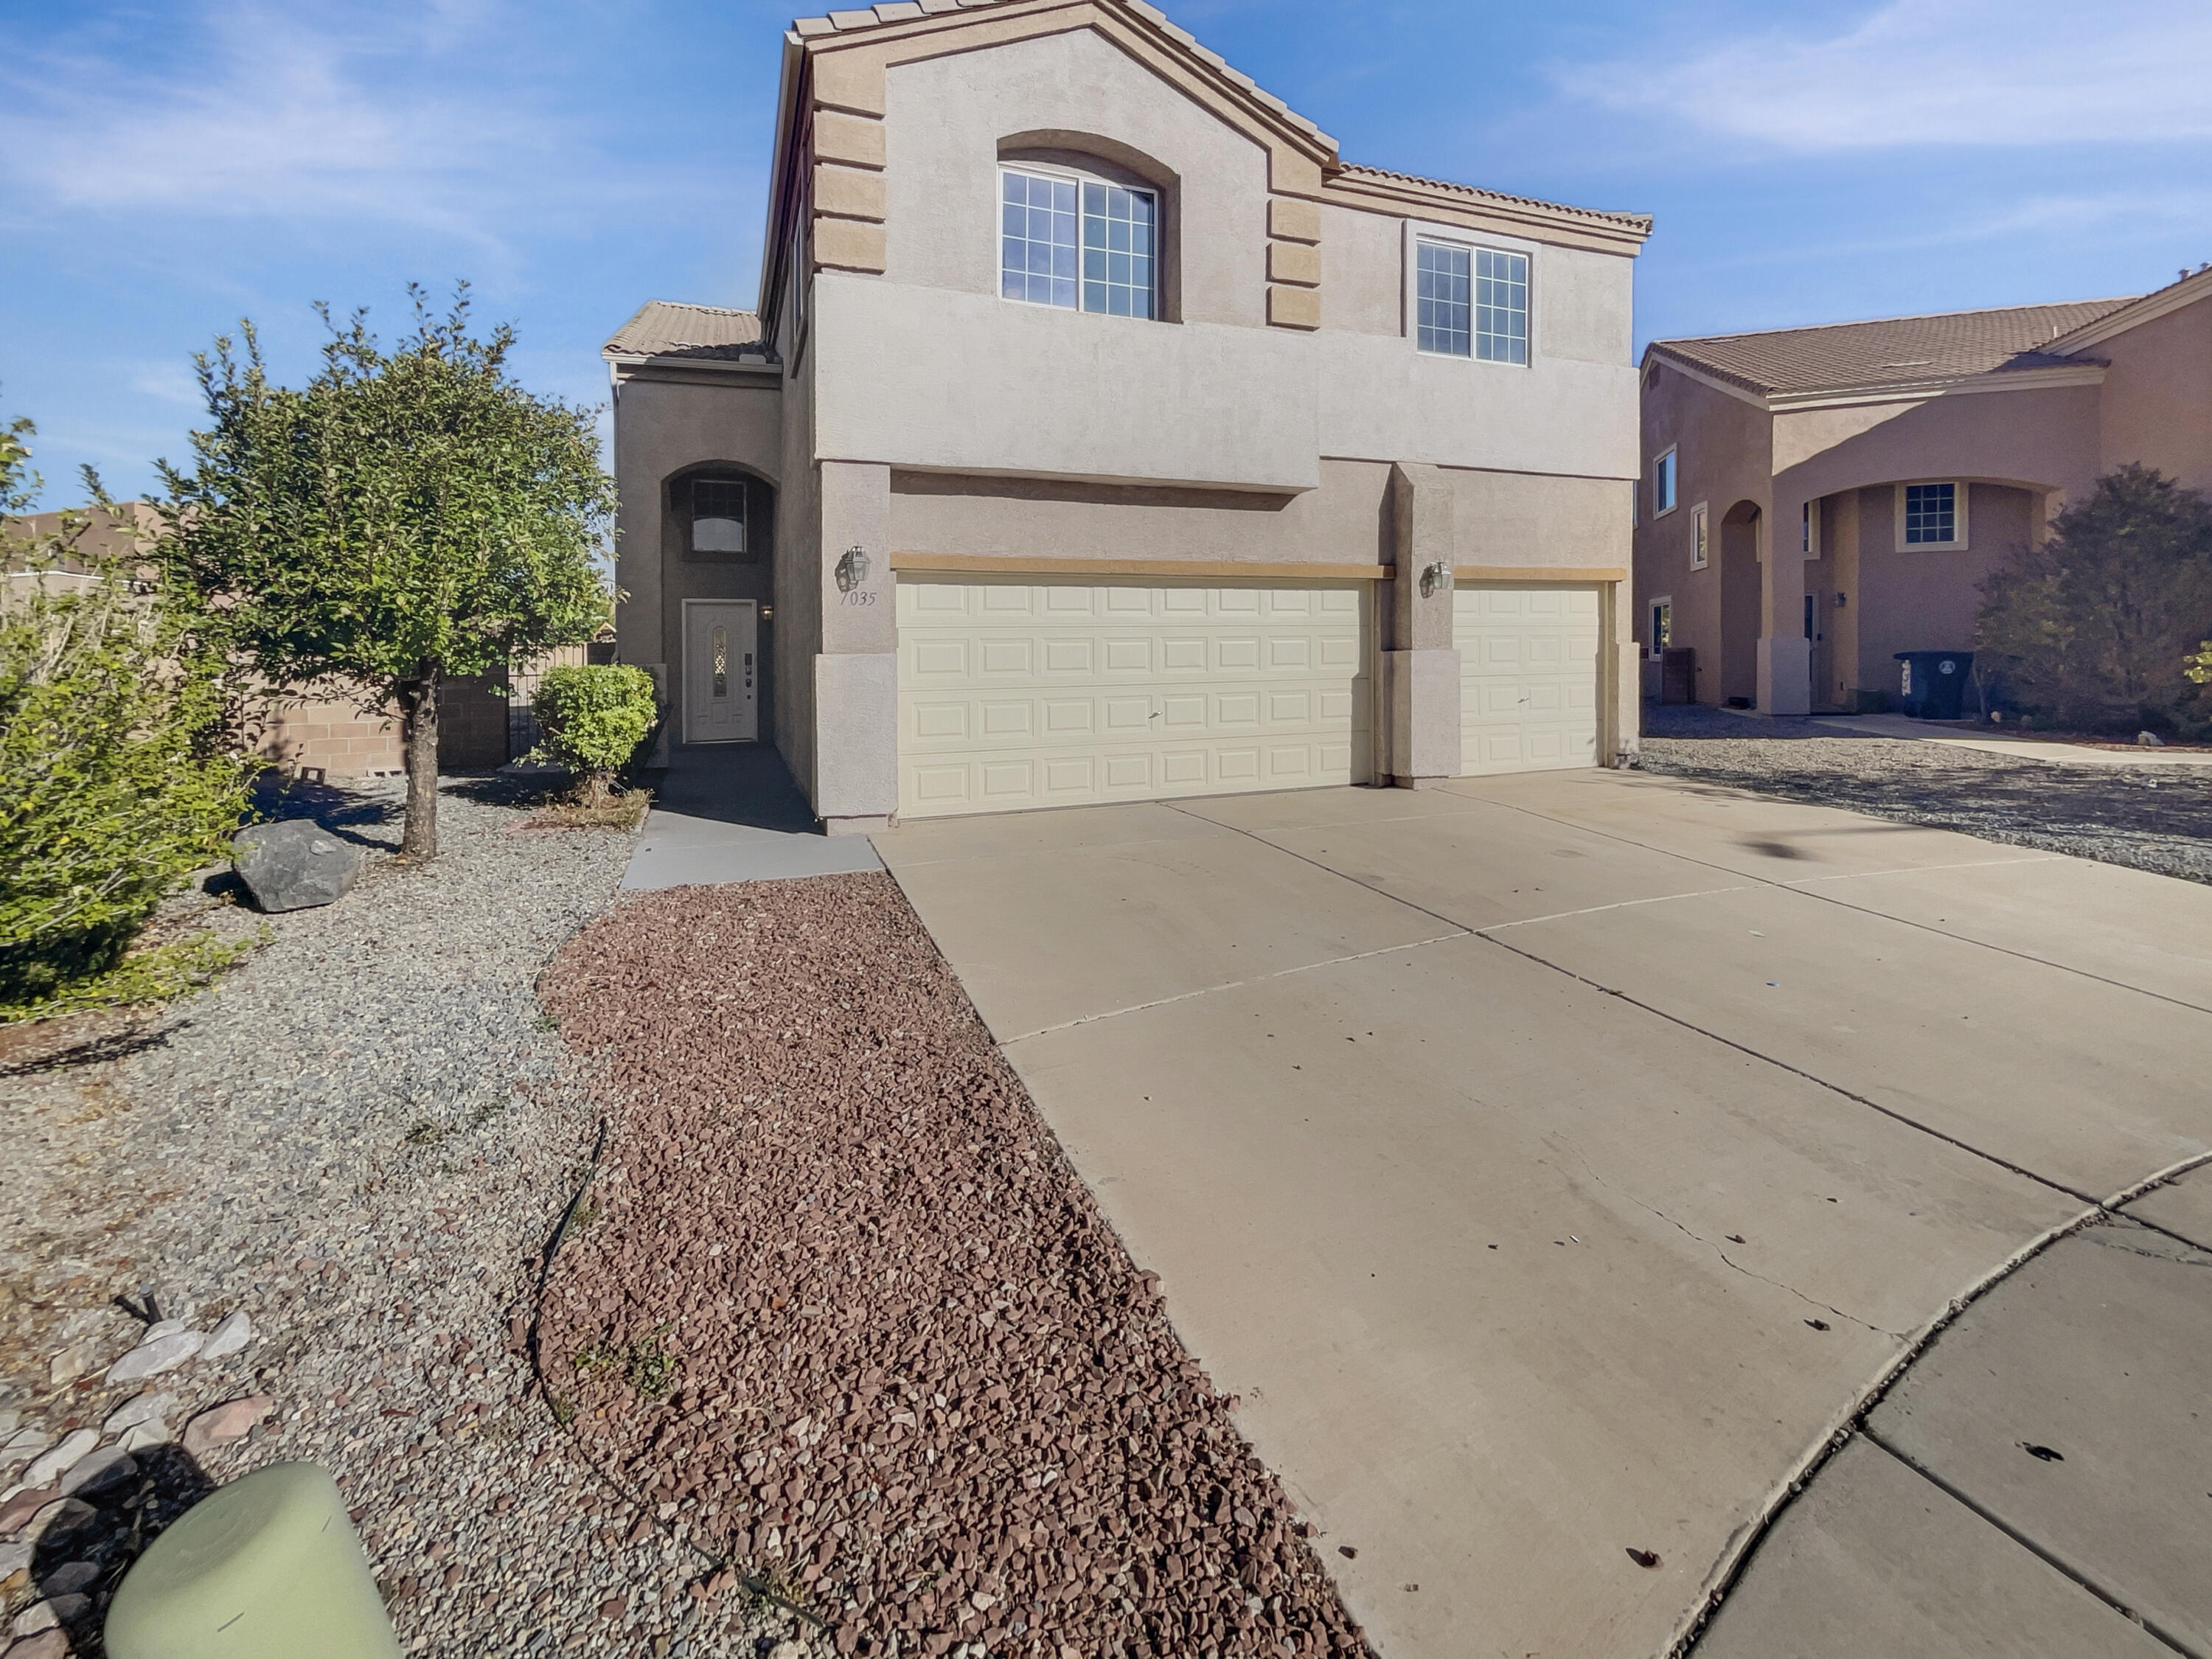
left=1418, top=560, right=1453, bottom=599
left=835, top=546, right=870, bottom=594
left=1834, top=591, right=1848, bottom=608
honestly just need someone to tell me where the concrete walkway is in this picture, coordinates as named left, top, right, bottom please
left=1809, top=711, right=2212, bottom=768
left=622, top=745, right=880, bottom=889
left=872, top=771, right=2212, bottom=1659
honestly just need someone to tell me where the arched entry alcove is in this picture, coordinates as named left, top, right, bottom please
left=1719, top=501, right=1763, bottom=707
left=662, top=462, right=777, bottom=745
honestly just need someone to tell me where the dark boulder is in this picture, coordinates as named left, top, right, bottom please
left=232, top=821, right=364, bottom=913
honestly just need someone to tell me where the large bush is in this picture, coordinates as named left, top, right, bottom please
left=1, top=415, right=249, bottom=1015
left=1977, top=465, right=2212, bottom=734
left=529, top=663, right=658, bottom=802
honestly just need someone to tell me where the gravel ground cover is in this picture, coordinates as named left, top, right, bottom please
left=536, top=875, right=1370, bottom=1659
left=1638, top=704, right=2212, bottom=883
left=1, top=777, right=803, bottom=1657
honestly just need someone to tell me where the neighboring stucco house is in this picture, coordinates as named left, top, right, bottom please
left=605, top=0, right=1651, bottom=832
left=1633, top=265, right=2212, bottom=714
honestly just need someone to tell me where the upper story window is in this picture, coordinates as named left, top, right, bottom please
left=1689, top=502, right=1709, bottom=570
left=1000, top=167, right=1156, bottom=319
left=1652, top=447, right=1677, bottom=516
left=1416, top=240, right=1528, bottom=363
left=1902, top=481, right=1964, bottom=546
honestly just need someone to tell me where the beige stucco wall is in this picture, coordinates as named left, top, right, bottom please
left=611, top=369, right=784, bottom=675
left=1633, top=364, right=1774, bottom=707
left=1846, top=481, right=2031, bottom=691
left=883, top=27, right=1268, bottom=328
left=811, top=273, right=1320, bottom=492
left=2096, top=291, right=2212, bottom=493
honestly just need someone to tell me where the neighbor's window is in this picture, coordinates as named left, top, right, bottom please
left=1802, top=499, right=1820, bottom=557
left=1690, top=502, right=1709, bottom=570
left=1653, top=448, right=1677, bottom=516
left=1001, top=168, right=1156, bottom=319
left=692, top=478, right=746, bottom=554
left=1649, top=598, right=1672, bottom=650
left=1904, top=481, right=1961, bottom=546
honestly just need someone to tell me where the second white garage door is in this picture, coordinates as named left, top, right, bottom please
left=1455, top=582, right=1602, bottom=776
left=897, top=574, right=1373, bottom=819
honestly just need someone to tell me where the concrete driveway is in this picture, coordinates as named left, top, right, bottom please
left=871, top=771, right=2212, bottom=1658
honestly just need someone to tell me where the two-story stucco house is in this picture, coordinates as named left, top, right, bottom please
left=1632, top=264, right=2212, bottom=714
left=606, top=0, right=1652, bottom=832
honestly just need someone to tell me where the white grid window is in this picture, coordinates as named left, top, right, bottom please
left=1002, top=168, right=1155, bottom=319
left=1416, top=240, right=1470, bottom=355
left=1001, top=170, right=1079, bottom=309
left=1474, top=247, right=1528, bottom=363
left=1905, top=482, right=1958, bottom=544
left=1082, top=181, right=1155, bottom=318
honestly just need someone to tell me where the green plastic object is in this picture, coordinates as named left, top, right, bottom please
left=105, top=1461, right=400, bottom=1659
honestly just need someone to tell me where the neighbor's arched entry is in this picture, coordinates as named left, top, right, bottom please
left=1719, top=501, right=1763, bottom=707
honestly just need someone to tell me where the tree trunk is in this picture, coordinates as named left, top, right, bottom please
left=398, top=660, right=441, bottom=861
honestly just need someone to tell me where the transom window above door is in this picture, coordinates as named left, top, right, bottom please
left=1000, top=167, right=1157, bottom=319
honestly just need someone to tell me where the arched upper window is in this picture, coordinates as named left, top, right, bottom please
left=996, top=136, right=1175, bottom=323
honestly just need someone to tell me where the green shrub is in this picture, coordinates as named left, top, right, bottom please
left=1977, top=465, right=2212, bottom=734
left=1, top=423, right=250, bottom=1015
left=529, top=662, right=658, bottom=801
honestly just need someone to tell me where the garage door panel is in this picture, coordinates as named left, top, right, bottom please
left=899, top=574, right=1372, bottom=818
left=1455, top=582, right=1603, bottom=779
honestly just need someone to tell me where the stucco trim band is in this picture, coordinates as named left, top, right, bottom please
left=1453, top=566, right=1627, bottom=584
left=888, top=552, right=1387, bottom=581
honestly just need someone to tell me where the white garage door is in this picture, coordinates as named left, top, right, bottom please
left=896, top=574, right=1373, bottom=819
left=1455, top=583, right=1602, bottom=776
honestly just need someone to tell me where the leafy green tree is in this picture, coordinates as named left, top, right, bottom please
left=1, top=403, right=249, bottom=1014
left=159, top=285, right=615, bottom=860
left=1977, top=465, right=2212, bottom=732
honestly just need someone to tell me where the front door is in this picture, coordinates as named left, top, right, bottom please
left=684, top=600, right=758, bottom=744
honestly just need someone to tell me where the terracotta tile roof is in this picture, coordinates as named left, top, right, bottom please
left=1649, top=299, right=2133, bottom=398
left=1335, top=162, right=1651, bottom=232
left=604, top=301, right=770, bottom=362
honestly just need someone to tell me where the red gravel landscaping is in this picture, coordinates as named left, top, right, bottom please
left=536, top=874, right=1370, bottom=1659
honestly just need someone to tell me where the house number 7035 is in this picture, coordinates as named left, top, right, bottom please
left=841, top=590, right=878, bottom=605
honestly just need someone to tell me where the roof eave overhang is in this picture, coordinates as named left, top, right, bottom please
left=604, top=350, right=782, bottom=380
left=1646, top=347, right=2107, bottom=414
left=2045, top=267, right=2212, bottom=354
left=1326, top=169, right=1652, bottom=255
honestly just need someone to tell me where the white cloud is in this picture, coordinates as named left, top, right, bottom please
left=1558, top=0, right=2212, bottom=151
left=0, top=1, right=692, bottom=254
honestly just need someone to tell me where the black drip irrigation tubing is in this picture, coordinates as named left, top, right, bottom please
left=521, top=1110, right=831, bottom=1635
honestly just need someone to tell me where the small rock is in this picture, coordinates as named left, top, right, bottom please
left=2137, top=730, right=2166, bottom=747
left=21, top=1432, right=97, bottom=1490
left=105, top=1329, right=204, bottom=1383
left=143, top=1319, right=189, bottom=1342
left=768, top=1645, right=803, bottom=1659
left=1, top=1429, right=49, bottom=1469
left=46, top=1343, right=98, bottom=1388
left=182, top=1396, right=273, bottom=1456
left=0, top=1486, right=57, bottom=1540
left=0, top=1541, right=30, bottom=1579
left=9, top=1596, right=86, bottom=1638
left=21, top=1499, right=96, bottom=1546
left=0, top=1412, right=17, bottom=1439
left=35, top=1562, right=95, bottom=1597
left=4, top=1629, right=69, bottom=1659
left=10, top=1601, right=58, bottom=1637
left=234, top=819, right=366, bottom=912
left=57, top=1446, right=136, bottom=1498
left=102, top=1393, right=176, bottom=1436
left=119, top=1420, right=174, bottom=1453
left=201, top=1310, right=255, bottom=1362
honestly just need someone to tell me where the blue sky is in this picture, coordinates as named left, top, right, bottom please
left=3, top=0, right=2208, bottom=504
